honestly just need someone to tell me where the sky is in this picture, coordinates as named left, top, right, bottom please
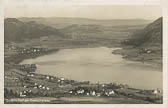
left=4, top=0, right=162, bottom=20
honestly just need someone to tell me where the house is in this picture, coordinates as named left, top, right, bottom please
left=86, top=92, right=90, bottom=96
left=143, top=48, right=152, bottom=54
left=30, top=74, right=34, bottom=77
left=13, top=77, right=19, bottom=80
left=102, top=84, right=105, bottom=87
left=27, top=74, right=31, bottom=77
left=91, top=91, right=96, bottom=96
left=46, top=87, right=50, bottom=90
left=33, top=49, right=37, bottom=52
left=28, top=90, right=32, bottom=93
left=60, top=77, right=65, bottom=81
left=23, top=85, right=27, bottom=88
left=20, top=92, right=26, bottom=97
left=34, top=86, right=37, bottom=89
left=26, top=89, right=32, bottom=93
left=23, top=90, right=27, bottom=94
left=105, top=92, right=110, bottom=96
left=27, top=73, right=34, bottom=77
left=109, top=90, right=115, bottom=95
left=38, top=85, right=42, bottom=88
left=144, top=48, right=148, bottom=51
left=57, top=79, right=61, bottom=82
left=105, top=90, right=115, bottom=96
left=147, top=50, right=152, bottom=53
left=46, top=76, right=50, bottom=79
left=96, top=93, right=101, bottom=97
left=153, top=89, right=158, bottom=94
left=69, top=91, right=73, bottom=94
left=77, top=89, right=85, bottom=94
left=42, top=86, right=46, bottom=89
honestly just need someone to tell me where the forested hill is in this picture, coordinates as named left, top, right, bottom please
left=117, top=17, right=163, bottom=66
left=4, top=18, right=64, bottom=43
left=125, top=17, right=162, bottom=50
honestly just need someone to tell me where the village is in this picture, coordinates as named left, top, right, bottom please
left=4, top=44, right=163, bottom=104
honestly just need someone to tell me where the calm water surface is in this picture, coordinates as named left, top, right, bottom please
left=21, top=47, right=162, bottom=89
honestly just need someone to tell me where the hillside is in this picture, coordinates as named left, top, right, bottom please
left=4, top=18, right=64, bottom=43
left=125, top=17, right=162, bottom=49
left=114, top=17, right=163, bottom=66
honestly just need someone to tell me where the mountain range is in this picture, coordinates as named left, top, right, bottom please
left=18, top=17, right=152, bottom=29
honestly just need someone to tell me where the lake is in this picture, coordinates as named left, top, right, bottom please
left=21, top=47, right=162, bottom=89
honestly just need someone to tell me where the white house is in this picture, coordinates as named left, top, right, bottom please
left=30, top=74, right=34, bottom=77
left=20, top=92, right=26, bottom=97
left=77, top=89, right=85, bottom=94
left=102, top=84, right=105, bottom=87
left=42, top=86, right=46, bottom=89
left=28, top=90, right=32, bottom=93
left=91, top=91, right=96, bottom=96
left=96, top=93, right=101, bottom=97
left=57, top=79, right=61, bottom=82
left=38, top=85, right=42, bottom=88
left=105, top=92, right=110, bottom=96
left=46, top=87, right=50, bottom=90
left=60, top=77, right=65, bottom=81
left=33, top=49, right=37, bottom=52
left=147, top=50, right=152, bottom=53
left=27, top=74, right=31, bottom=77
left=153, top=89, right=158, bottom=94
left=109, top=90, right=115, bottom=95
left=46, top=76, right=50, bottom=79
left=69, top=91, right=73, bottom=94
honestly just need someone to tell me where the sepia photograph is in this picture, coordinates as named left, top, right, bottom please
left=3, top=0, right=165, bottom=104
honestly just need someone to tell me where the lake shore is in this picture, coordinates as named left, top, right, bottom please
left=112, top=47, right=162, bottom=70
left=4, top=45, right=163, bottom=104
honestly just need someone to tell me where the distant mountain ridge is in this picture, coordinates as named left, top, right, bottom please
left=18, top=17, right=152, bottom=29
left=4, top=18, right=64, bottom=43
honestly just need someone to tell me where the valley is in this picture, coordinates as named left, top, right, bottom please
left=4, top=17, right=163, bottom=104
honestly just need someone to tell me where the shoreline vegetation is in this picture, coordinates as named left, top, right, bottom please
left=112, top=48, right=162, bottom=70
left=4, top=46, right=163, bottom=104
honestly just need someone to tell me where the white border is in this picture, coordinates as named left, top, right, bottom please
left=4, top=0, right=162, bottom=5
left=0, top=0, right=4, bottom=106
left=0, top=0, right=168, bottom=108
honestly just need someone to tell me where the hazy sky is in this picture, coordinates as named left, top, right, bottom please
left=5, top=2, right=162, bottom=20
